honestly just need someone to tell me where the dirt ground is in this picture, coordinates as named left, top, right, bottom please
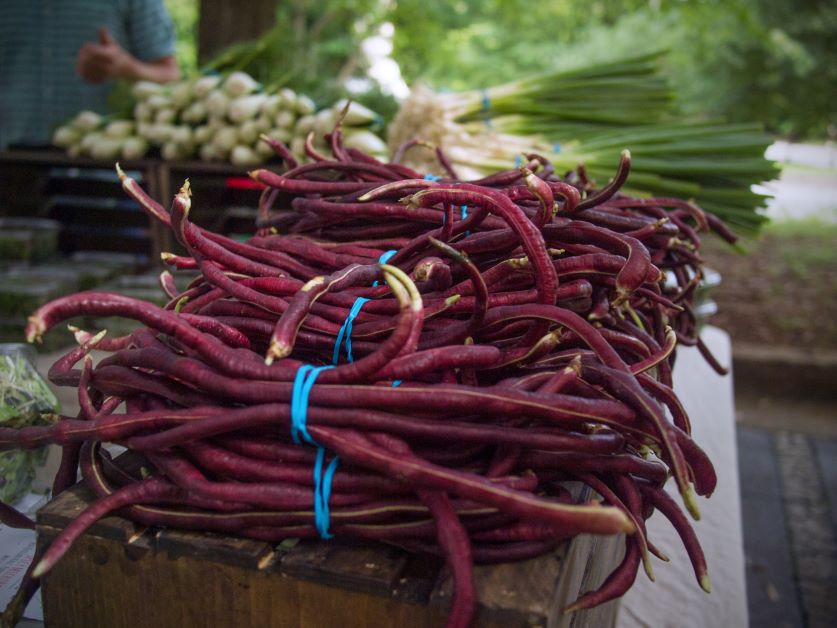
left=700, top=220, right=837, bottom=352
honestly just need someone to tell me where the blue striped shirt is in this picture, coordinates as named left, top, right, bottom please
left=0, top=0, right=175, bottom=148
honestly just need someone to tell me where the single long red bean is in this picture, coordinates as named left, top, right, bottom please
left=32, top=475, right=183, bottom=578
left=418, top=489, right=476, bottom=628
left=563, top=531, right=641, bottom=612
left=638, top=481, right=711, bottom=593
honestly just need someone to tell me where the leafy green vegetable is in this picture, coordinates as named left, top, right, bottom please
left=0, top=347, right=59, bottom=503
left=0, top=451, right=36, bottom=504
left=0, top=352, right=59, bottom=427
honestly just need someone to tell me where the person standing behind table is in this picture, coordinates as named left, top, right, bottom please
left=0, top=0, right=180, bottom=150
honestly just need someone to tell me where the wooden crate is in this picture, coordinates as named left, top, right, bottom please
left=36, top=479, right=623, bottom=628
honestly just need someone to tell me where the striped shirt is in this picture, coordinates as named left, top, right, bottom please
left=0, top=0, right=175, bottom=148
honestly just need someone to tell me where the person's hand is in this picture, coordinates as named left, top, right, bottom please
left=75, top=27, right=134, bottom=84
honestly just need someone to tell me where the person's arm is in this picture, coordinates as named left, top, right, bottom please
left=76, top=27, right=180, bottom=84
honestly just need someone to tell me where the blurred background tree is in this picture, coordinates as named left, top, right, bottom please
left=165, top=0, right=199, bottom=77
left=164, top=0, right=835, bottom=139
left=389, top=0, right=647, bottom=90
left=554, top=0, right=837, bottom=140
left=166, top=0, right=396, bottom=115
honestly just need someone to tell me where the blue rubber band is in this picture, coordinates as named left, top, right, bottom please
left=290, top=364, right=338, bottom=539
left=372, top=249, right=397, bottom=287
left=553, top=142, right=562, bottom=153
left=313, top=447, right=339, bottom=538
left=423, top=173, right=441, bottom=181
left=332, top=296, right=370, bottom=364
left=378, top=249, right=397, bottom=264
left=331, top=246, right=403, bottom=411
left=481, top=91, right=491, bottom=112
left=290, top=365, right=313, bottom=445
left=481, top=90, right=492, bottom=128
left=294, top=244, right=403, bottom=538
left=334, top=249, right=398, bottom=362
left=291, top=365, right=332, bottom=445
left=514, top=154, right=523, bottom=168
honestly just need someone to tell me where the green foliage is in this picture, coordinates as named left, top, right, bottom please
left=202, top=0, right=391, bottom=106
left=171, top=1, right=833, bottom=138
left=613, top=0, right=837, bottom=138
left=763, top=218, right=837, bottom=278
left=349, top=85, right=400, bottom=128
left=693, top=0, right=837, bottom=139
left=165, top=0, right=199, bottom=76
left=390, top=0, right=836, bottom=139
left=390, top=0, right=649, bottom=90
left=765, top=216, right=837, bottom=238
left=0, top=349, right=58, bottom=502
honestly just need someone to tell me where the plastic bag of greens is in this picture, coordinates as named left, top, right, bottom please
left=0, top=344, right=59, bottom=503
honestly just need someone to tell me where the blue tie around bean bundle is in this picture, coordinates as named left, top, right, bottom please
left=290, top=364, right=338, bottom=539
left=331, top=296, right=370, bottom=365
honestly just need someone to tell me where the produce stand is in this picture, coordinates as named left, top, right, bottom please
left=0, top=150, right=263, bottom=264
left=1, top=149, right=262, bottom=351
left=1, top=120, right=745, bottom=627
left=36, top=469, right=621, bottom=628
left=0, top=150, right=161, bottom=261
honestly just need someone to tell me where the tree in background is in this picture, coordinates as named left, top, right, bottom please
left=165, top=0, right=199, bottom=76
left=390, top=0, right=647, bottom=91
left=164, top=0, right=835, bottom=138
left=389, top=0, right=836, bottom=139
left=669, top=0, right=837, bottom=139
left=195, top=0, right=391, bottom=105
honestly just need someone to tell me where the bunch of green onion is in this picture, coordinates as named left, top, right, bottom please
left=388, top=52, right=778, bottom=232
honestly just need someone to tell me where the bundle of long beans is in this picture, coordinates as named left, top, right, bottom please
left=0, top=123, right=729, bottom=627
left=388, top=51, right=778, bottom=233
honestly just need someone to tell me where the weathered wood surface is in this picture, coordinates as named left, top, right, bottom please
left=37, top=476, right=621, bottom=628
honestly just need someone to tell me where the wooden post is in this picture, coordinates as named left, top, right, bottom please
left=197, top=0, right=278, bottom=63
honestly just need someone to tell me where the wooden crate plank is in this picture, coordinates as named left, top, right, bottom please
left=39, top=526, right=153, bottom=628
left=279, top=538, right=410, bottom=596
left=154, top=527, right=274, bottom=570
left=36, top=452, right=150, bottom=544
left=390, top=552, right=445, bottom=605
left=430, top=543, right=564, bottom=627
left=428, top=534, right=622, bottom=628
